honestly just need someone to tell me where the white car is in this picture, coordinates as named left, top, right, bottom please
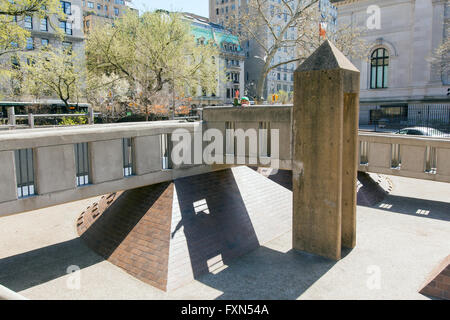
left=396, top=127, right=450, bottom=138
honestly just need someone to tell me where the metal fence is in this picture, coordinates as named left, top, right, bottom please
left=363, top=104, right=450, bottom=137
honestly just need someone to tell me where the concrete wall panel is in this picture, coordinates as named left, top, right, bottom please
left=401, top=145, right=426, bottom=173
left=134, top=135, right=162, bottom=175
left=368, top=143, right=391, bottom=168
left=90, top=139, right=123, bottom=184
left=35, top=145, right=76, bottom=194
left=0, top=151, right=17, bottom=203
left=437, top=148, right=450, bottom=176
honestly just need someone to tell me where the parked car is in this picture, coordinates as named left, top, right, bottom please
left=377, top=118, right=389, bottom=128
left=396, top=127, right=450, bottom=138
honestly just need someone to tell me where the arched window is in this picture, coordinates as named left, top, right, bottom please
left=370, top=48, right=389, bottom=89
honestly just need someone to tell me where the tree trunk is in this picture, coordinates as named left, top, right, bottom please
left=256, top=69, right=270, bottom=104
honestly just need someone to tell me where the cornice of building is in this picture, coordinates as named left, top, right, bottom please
left=332, top=0, right=362, bottom=6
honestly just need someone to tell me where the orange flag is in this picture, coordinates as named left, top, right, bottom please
left=319, top=22, right=326, bottom=39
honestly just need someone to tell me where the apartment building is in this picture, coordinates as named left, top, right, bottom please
left=184, top=13, right=245, bottom=106
left=19, top=0, right=85, bottom=55
left=0, top=0, right=85, bottom=109
left=82, top=0, right=138, bottom=34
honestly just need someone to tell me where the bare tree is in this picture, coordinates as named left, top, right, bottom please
left=227, top=0, right=367, bottom=101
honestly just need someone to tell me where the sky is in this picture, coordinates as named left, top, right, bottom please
left=130, top=0, right=209, bottom=17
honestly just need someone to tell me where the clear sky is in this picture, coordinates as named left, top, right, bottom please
left=131, top=0, right=209, bottom=17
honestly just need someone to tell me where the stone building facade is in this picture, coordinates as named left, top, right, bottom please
left=0, top=0, right=86, bottom=112
left=335, top=0, right=449, bottom=126
left=185, top=13, right=245, bottom=106
left=82, top=0, right=137, bottom=34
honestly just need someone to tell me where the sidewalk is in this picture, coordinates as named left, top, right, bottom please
left=0, top=174, right=448, bottom=300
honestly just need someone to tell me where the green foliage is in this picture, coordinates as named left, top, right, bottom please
left=0, top=0, right=63, bottom=60
left=59, top=112, right=88, bottom=126
left=0, top=0, right=65, bottom=99
left=86, top=11, right=219, bottom=115
left=276, top=90, right=292, bottom=104
left=23, top=45, right=86, bottom=107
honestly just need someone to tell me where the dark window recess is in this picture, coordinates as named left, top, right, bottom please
left=370, top=48, right=389, bottom=89
left=15, top=149, right=35, bottom=198
left=123, top=138, right=133, bottom=176
left=161, top=134, right=172, bottom=169
left=259, top=121, right=271, bottom=157
left=75, top=143, right=90, bottom=186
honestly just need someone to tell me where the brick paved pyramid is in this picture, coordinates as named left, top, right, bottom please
left=420, top=255, right=450, bottom=300
left=77, top=166, right=292, bottom=291
left=77, top=167, right=388, bottom=291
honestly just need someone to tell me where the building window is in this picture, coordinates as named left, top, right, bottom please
left=114, top=7, right=119, bottom=16
left=40, top=18, right=48, bottom=31
left=87, top=2, right=94, bottom=9
left=75, top=143, right=90, bottom=186
left=15, top=149, right=35, bottom=198
left=24, top=16, right=32, bottom=29
left=161, top=134, right=172, bottom=169
left=41, top=39, right=49, bottom=47
left=62, top=41, right=72, bottom=54
left=26, top=37, right=34, bottom=50
left=122, top=138, right=134, bottom=177
left=60, top=1, right=72, bottom=15
left=60, top=20, right=72, bottom=35
left=370, top=48, right=389, bottom=89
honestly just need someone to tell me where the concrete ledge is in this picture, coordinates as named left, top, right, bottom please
left=0, top=285, right=28, bottom=300
left=0, top=121, right=199, bottom=151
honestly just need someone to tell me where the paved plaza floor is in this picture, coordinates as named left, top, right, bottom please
left=0, top=173, right=448, bottom=300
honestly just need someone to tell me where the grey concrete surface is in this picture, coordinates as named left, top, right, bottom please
left=0, top=151, right=17, bottom=203
left=293, top=40, right=360, bottom=260
left=0, top=174, right=448, bottom=300
left=90, top=139, right=124, bottom=184
left=35, top=145, right=77, bottom=194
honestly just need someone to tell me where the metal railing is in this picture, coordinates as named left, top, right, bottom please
left=363, top=104, right=450, bottom=137
left=11, top=112, right=101, bottom=128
